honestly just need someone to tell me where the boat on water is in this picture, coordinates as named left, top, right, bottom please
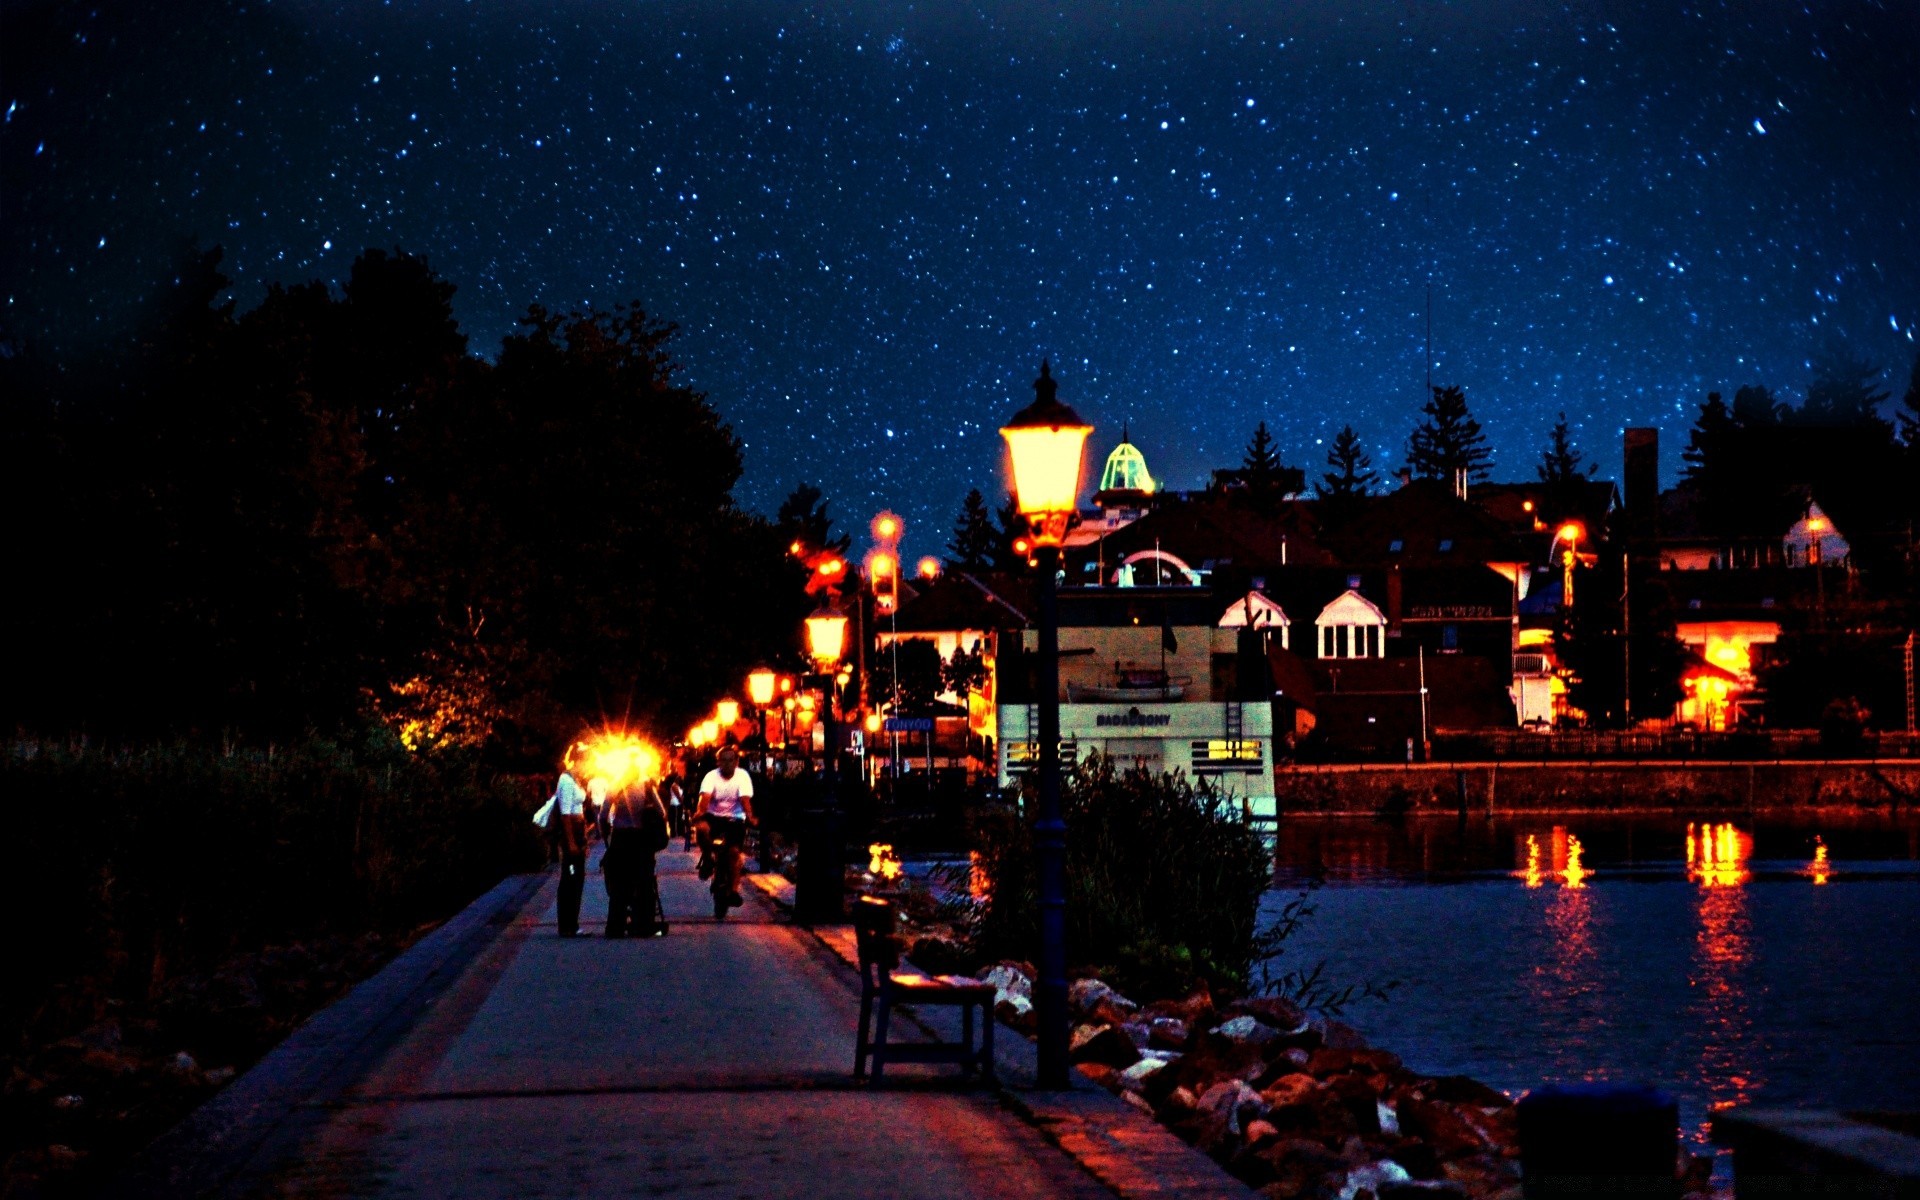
left=1068, top=682, right=1186, bottom=702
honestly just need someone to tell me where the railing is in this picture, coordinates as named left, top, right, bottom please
left=1420, top=729, right=1920, bottom=763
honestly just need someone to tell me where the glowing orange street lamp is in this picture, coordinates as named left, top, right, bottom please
left=916, top=556, right=941, bottom=581
left=999, top=358, right=1091, bottom=1091
left=805, top=602, right=850, bottom=670
left=715, top=698, right=741, bottom=729
left=1552, top=521, right=1585, bottom=608
left=747, top=669, right=777, bottom=708
left=871, top=511, right=903, bottom=544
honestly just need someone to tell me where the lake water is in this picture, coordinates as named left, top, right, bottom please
left=1262, top=812, right=1920, bottom=1158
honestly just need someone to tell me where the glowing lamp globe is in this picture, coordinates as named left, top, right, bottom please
left=747, top=669, right=778, bottom=707
left=917, top=556, right=941, bottom=580
left=715, top=699, right=741, bottom=728
left=870, top=551, right=896, bottom=579
left=1000, top=360, right=1091, bottom=546
left=697, top=719, right=720, bottom=745
left=872, top=512, right=903, bottom=543
left=1556, top=522, right=1584, bottom=544
left=805, top=603, right=849, bottom=668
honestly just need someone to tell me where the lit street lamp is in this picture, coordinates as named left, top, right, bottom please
left=1000, top=359, right=1092, bottom=1090
left=795, top=600, right=850, bottom=923
left=1552, top=521, right=1585, bottom=608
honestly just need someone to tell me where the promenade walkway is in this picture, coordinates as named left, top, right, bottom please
left=194, top=849, right=1129, bottom=1199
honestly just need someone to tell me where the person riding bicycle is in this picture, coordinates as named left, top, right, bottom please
left=694, top=745, right=756, bottom=918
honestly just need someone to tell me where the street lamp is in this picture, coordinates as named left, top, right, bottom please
left=1000, top=358, right=1092, bottom=1090
left=796, top=601, right=850, bottom=923
left=715, top=698, right=740, bottom=730
left=1552, top=521, right=1585, bottom=609
left=747, top=668, right=778, bottom=767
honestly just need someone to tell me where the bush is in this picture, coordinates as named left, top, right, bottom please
left=1, top=730, right=545, bottom=1054
left=963, top=753, right=1271, bottom=1001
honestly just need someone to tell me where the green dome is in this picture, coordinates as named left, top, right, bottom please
left=1099, top=438, right=1154, bottom=494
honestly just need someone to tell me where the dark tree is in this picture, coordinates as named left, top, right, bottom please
left=945, top=487, right=997, bottom=570
left=1798, top=347, right=1891, bottom=431
left=990, top=492, right=1029, bottom=570
left=1536, top=412, right=1595, bottom=522
left=1730, top=383, right=1785, bottom=427
left=873, top=637, right=945, bottom=712
left=1681, top=392, right=1735, bottom=481
left=1557, top=553, right=1687, bottom=729
left=1212, top=421, right=1306, bottom=498
left=1404, top=384, right=1492, bottom=486
left=1316, top=425, right=1374, bottom=528
left=777, top=483, right=852, bottom=554
left=1243, top=421, right=1282, bottom=479
left=943, top=641, right=990, bottom=703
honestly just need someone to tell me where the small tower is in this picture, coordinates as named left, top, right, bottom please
left=1095, top=423, right=1155, bottom=504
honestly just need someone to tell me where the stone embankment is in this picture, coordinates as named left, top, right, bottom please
left=961, top=961, right=1713, bottom=1200
left=1275, top=760, right=1920, bottom=814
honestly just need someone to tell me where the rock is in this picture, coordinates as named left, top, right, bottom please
left=1122, top=1090, right=1158, bottom=1117
left=1146, top=986, right=1216, bottom=1026
left=1120, top=1057, right=1169, bottom=1091
left=1231, top=996, right=1312, bottom=1034
left=1163, top=1085, right=1201, bottom=1115
left=1399, top=1099, right=1491, bottom=1161
left=1440, top=1153, right=1521, bottom=1200
left=1077, top=1062, right=1124, bottom=1091
left=1378, top=1181, right=1467, bottom=1200
left=58, top=1021, right=122, bottom=1053
left=1386, top=1137, right=1443, bottom=1180
left=51, top=1094, right=84, bottom=1110
left=1377, top=1101, right=1401, bottom=1137
left=1214, top=1015, right=1282, bottom=1046
left=978, top=963, right=1032, bottom=1004
left=1313, top=1017, right=1372, bottom=1051
left=1068, top=977, right=1137, bottom=1018
left=1327, top=1074, right=1387, bottom=1134
left=1198, top=1078, right=1271, bottom=1137
left=171, top=1051, right=199, bottom=1073
left=995, top=995, right=1035, bottom=1032
left=1262, top=1072, right=1320, bottom=1108
left=1069, top=1022, right=1141, bottom=1068
left=1119, top=1021, right=1154, bottom=1049
left=204, top=1066, right=237, bottom=1086
left=1308, top=1047, right=1403, bottom=1078
left=1338, top=1159, right=1413, bottom=1200
left=1148, top=1017, right=1191, bottom=1051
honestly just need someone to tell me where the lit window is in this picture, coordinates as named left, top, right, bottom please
left=1438, top=539, right=1453, bottom=552
left=1388, top=540, right=1403, bottom=553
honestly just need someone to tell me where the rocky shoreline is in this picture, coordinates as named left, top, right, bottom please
left=906, top=936, right=1714, bottom=1200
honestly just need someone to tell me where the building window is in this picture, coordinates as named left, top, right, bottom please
left=1442, top=624, right=1458, bottom=651
left=1388, top=540, right=1403, bottom=554
left=1191, top=739, right=1263, bottom=774
left=1438, top=539, right=1453, bottom=553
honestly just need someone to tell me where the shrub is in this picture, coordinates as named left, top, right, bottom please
left=2, top=729, right=545, bottom=1053
left=962, top=753, right=1271, bottom=1000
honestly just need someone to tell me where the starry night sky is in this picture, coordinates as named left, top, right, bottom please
left=6, top=1, right=1918, bottom=557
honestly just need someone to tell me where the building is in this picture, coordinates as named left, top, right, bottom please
left=995, top=588, right=1279, bottom=826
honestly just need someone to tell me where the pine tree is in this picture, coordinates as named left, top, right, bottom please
left=1243, top=421, right=1282, bottom=481
left=1799, top=348, right=1891, bottom=432
left=1730, top=384, right=1784, bottom=427
left=1319, top=425, right=1375, bottom=500
left=776, top=483, right=851, bottom=554
left=1537, top=414, right=1593, bottom=487
left=1901, top=352, right=1920, bottom=447
left=989, top=492, right=1029, bottom=570
left=1404, top=385, right=1492, bottom=486
left=1681, top=393, right=1735, bottom=481
left=945, top=487, right=996, bottom=570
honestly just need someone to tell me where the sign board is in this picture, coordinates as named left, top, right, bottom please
left=884, top=717, right=935, bottom=733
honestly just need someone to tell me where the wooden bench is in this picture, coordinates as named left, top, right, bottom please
left=852, top=895, right=996, bottom=1082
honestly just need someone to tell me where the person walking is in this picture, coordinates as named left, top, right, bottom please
left=549, top=746, right=591, bottom=938
left=599, top=776, right=670, bottom=938
left=694, top=746, right=756, bottom=919
left=665, top=777, right=687, bottom=843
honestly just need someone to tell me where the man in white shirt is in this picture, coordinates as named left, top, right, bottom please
left=695, top=747, right=756, bottom=918
left=550, top=748, right=591, bottom=937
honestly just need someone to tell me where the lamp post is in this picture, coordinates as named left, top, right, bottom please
left=1000, top=359, right=1092, bottom=1090
left=747, top=668, right=777, bottom=769
left=1552, top=522, right=1584, bottom=609
left=796, top=600, right=850, bottom=923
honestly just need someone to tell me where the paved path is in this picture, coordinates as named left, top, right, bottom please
left=239, top=849, right=1118, bottom=1199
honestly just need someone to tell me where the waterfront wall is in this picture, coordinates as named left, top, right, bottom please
left=1273, top=759, right=1920, bottom=814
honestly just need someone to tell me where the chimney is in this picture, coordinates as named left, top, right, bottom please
left=1624, top=427, right=1658, bottom=546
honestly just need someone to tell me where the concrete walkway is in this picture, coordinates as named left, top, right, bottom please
left=233, top=849, right=1120, bottom=1199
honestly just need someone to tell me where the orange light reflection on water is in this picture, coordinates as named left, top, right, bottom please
left=1515, top=828, right=1589, bottom=888
left=1811, top=836, right=1831, bottom=885
left=1687, top=822, right=1751, bottom=887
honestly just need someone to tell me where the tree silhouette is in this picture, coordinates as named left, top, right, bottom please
left=1799, top=348, right=1891, bottom=432
left=1537, top=413, right=1595, bottom=522
left=945, top=487, right=997, bottom=570
left=1318, top=425, right=1375, bottom=519
left=777, top=483, right=851, bottom=554
left=991, top=492, right=1029, bottom=570
left=1404, top=385, right=1492, bottom=486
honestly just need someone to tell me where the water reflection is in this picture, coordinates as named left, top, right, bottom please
left=1687, top=822, right=1751, bottom=887
left=1689, top=878, right=1761, bottom=1143
left=1810, top=836, right=1830, bottom=886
